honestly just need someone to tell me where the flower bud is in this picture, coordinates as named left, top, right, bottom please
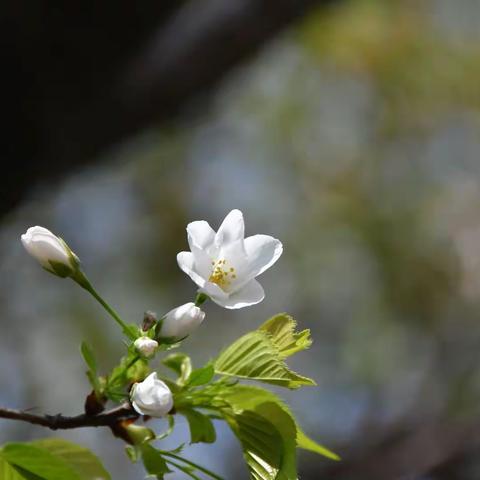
left=21, top=226, right=79, bottom=278
left=123, top=423, right=156, bottom=446
left=159, top=302, right=205, bottom=340
left=130, top=372, right=173, bottom=417
left=134, top=336, right=158, bottom=358
left=142, top=311, right=157, bottom=331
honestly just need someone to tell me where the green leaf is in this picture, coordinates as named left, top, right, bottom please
left=296, top=430, right=340, bottom=461
left=214, top=331, right=315, bottom=389
left=259, top=314, right=312, bottom=358
left=158, top=452, right=223, bottom=480
left=186, top=364, right=215, bottom=387
left=31, top=439, right=111, bottom=479
left=106, top=352, right=148, bottom=400
left=80, top=342, right=97, bottom=373
left=221, top=385, right=338, bottom=463
left=80, top=342, right=101, bottom=393
left=224, top=410, right=283, bottom=480
left=220, top=387, right=297, bottom=480
left=163, top=353, right=192, bottom=385
left=125, top=446, right=139, bottom=464
left=0, top=454, right=42, bottom=480
left=181, top=409, right=216, bottom=444
left=1, top=439, right=111, bottom=480
left=141, top=445, right=171, bottom=480
left=124, top=323, right=142, bottom=341
left=1, top=443, right=82, bottom=480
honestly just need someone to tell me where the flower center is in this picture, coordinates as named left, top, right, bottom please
left=209, top=259, right=237, bottom=290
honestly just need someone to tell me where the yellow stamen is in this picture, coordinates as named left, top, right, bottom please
left=209, top=259, right=236, bottom=289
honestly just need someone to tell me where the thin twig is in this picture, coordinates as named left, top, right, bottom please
left=0, top=403, right=138, bottom=430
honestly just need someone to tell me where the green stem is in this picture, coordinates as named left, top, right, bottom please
left=155, top=414, right=175, bottom=440
left=73, top=271, right=135, bottom=339
left=165, top=460, right=202, bottom=480
left=124, top=354, right=141, bottom=371
left=160, top=452, right=224, bottom=480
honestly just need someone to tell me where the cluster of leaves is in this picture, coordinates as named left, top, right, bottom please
left=0, top=314, right=338, bottom=480
left=128, top=314, right=339, bottom=479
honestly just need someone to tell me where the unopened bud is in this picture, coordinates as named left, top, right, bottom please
left=21, top=226, right=80, bottom=278
left=134, top=336, right=158, bottom=358
left=130, top=372, right=173, bottom=417
left=84, top=390, right=105, bottom=415
left=158, top=302, right=205, bottom=340
left=142, top=311, right=157, bottom=331
left=124, top=423, right=156, bottom=445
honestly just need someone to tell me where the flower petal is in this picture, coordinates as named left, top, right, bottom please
left=212, top=278, right=265, bottom=309
left=191, top=244, right=215, bottom=279
left=215, top=210, right=245, bottom=246
left=177, top=252, right=206, bottom=288
left=244, top=235, right=283, bottom=278
left=187, top=220, right=215, bottom=250
left=199, top=281, right=229, bottom=302
left=21, top=226, right=71, bottom=268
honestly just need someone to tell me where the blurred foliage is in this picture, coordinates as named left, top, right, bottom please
left=302, top=0, right=480, bottom=134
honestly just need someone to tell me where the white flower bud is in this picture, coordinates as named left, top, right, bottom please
left=134, top=336, right=158, bottom=357
left=21, top=226, right=78, bottom=278
left=160, top=302, right=205, bottom=340
left=130, top=372, right=173, bottom=417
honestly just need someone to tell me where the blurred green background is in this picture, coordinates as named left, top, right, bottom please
left=2, top=0, right=480, bottom=478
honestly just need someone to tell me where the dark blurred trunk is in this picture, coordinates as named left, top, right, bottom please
left=0, top=0, right=336, bottom=218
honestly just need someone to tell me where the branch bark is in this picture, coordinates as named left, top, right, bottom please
left=0, top=404, right=138, bottom=431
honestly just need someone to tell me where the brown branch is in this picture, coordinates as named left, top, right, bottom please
left=0, top=403, right=138, bottom=431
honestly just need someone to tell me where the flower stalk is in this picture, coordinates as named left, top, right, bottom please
left=74, top=271, right=136, bottom=340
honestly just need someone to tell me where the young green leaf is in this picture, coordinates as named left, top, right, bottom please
left=80, top=342, right=97, bottom=374
left=80, top=342, right=101, bottom=393
left=0, top=454, right=41, bottom=480
left=31, top=439, right=112, bottom=479
left=258, top=314, right=312, bottom=358
left=221, top=385, right=339, bottom=463
left=158, top=452, right=223, bottom=480
left=220, top=392, right=297, bottom=480
left=124, top=323, right=142, bottom=341
left=125, top=446, right=139, bottom=464
left=185, top=364, right=215, bottom=387
left=225, top=410, right=283, bottom=480
left=1, top=443, right=82, bottom=480
left=141, top=445, right=171, bottom=480
left=106, top=352, right=149, bottom=400
left=181, top=409, right=216, bottom=444
left=162, top=353, right=192, bottom=385
left=214, top=331, right=315, bottom=389
left=1, top=439, right=111, bottom=480
left=296, top=430, right=340, bottom=461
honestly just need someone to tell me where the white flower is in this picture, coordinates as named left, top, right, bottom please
left=134, top=336, right=159, bottom=357
left=130, top=372, right=173, bottom=417
left=159, top=302, right=205, bottom=339
left=177, top=210, right=282, bottom=309
left=21, top=226, right=78, bottom=277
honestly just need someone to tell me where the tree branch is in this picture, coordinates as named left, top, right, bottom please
left=0, top=404, right=138, bottom=431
